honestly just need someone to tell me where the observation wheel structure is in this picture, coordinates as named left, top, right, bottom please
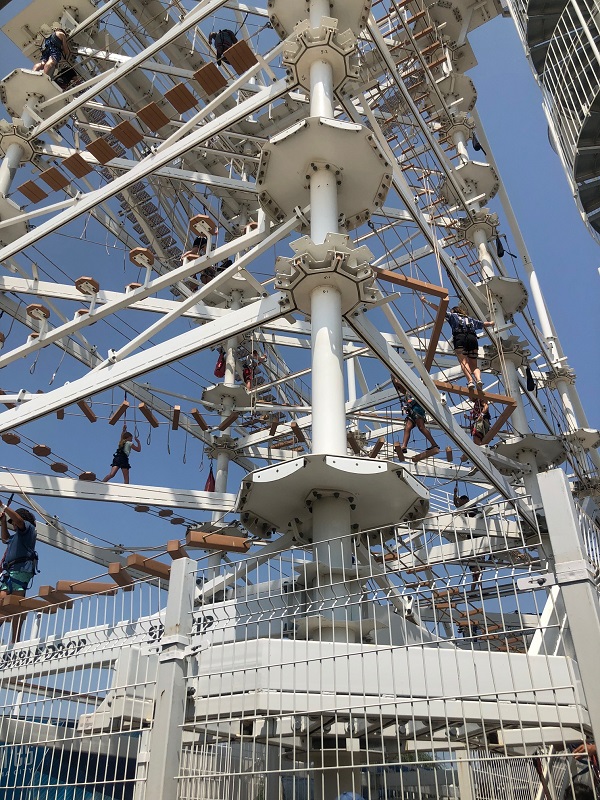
left=0, top=1, right=597, bottom=800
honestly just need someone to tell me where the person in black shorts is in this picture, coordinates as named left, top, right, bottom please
left=420, top=297, right=494, bottom=390
left=102, top=428, right=141, bottom=484
left=33, top=28, right=70, bottom=77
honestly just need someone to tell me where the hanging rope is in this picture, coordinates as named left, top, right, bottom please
left=49, top=347, right=68, bottom=385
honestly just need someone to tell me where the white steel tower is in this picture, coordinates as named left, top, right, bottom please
left=0, top=1, right=596, bottom=799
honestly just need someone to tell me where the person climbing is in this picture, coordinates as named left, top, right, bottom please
left=182, top=235, right=213, bottom=288
left=453, top=484, right=481, bottom=517
left=33, top=27, right=70, bottom=78
left=243, top=350, right=266, bottom=391
left=420, top=296, right=494, bottom=390
left=208, top=29, right=238, bottom=66
left=102, top=427, right=141, bottom=484
left=182, top=235, right=207, bottom=262
left=0, top=505, right=38, bottom=643
left=392, top=375, right=439, bottom=456
left=470, top=397, right=491, bottom=445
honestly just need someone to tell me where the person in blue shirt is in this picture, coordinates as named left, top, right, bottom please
left=0, top=505, right=38, bottom=643
left=421, top=297, right=494, bottom=390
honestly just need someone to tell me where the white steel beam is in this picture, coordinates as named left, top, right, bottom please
left=0, top=292, right=287, bottom=432
left=0, top=78, right=289, bottom=263
left=38, top=145, right=258, bottom=194
left=0, top=472, right=237, bottom=512
left=0, top=293, right=256, bottom=474
left=539, top=469, right=600, bottom=743
left=0, top=220, right=282, bottom=370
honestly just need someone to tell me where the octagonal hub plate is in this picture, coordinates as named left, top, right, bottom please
left=268, top=0, right=371, bottom=39
left=275, top=233, right=378, bottom=315
left=0, top=69, right=70, bottom=119
left=258, top=117, right=392, bottom=231
left=439, top=161, right=499, bottom=208
left=237, top=453, right=429, bottom=537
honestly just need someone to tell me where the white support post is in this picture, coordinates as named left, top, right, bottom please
left=538, top=469, right=600, bottom=744
left=452, top=130, right=469, bottom=165
left=0, top=142, right=23, bottom=197
left=144, top=557, right=196, bottom=800
left=472, top=228, right=495, bottom=281
left=456, top=758, right=475, bottom=800
left=310, top=284, right=347, bottom=455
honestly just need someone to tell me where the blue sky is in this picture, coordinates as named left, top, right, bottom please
left=0, top=3, right=596, bottom=593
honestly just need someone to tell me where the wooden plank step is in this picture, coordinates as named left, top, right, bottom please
left=108, top=562, right=136, bottom=589
left=126, top=553, right=171, bottom=580
left=167, top=540, right=189, bottom=560
left=164, top=83, right=197, bottom=114
left=17, top=180, right=47, bottom=203
left=39, top=585, right=73, bottom=607
left=186, top=529, right=251, bottom=554
left=137, top=102, right=170, bottom=131
left=39, top=167, right=70, bottom=191
left=86, top=139, right=119, bottom=165
left=224, top=40, right=258, bottom=74
left=112, top=120, right=144, bottom=148
left=1, top=596, right=52, bottom=614
left=62, top=152, right=93, bottom=178
left=414, top=25, right=434, bottom=40
left=194, top=62, right=227, bottom=95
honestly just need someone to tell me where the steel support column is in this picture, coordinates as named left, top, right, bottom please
left=538, top=468, right=600, bottom=743
left=144, top=557, right=196, bottom=800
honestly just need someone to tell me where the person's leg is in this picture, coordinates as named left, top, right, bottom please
left=455, top=349, right=473, bottom=384
left=9, top=590, right=25, bottom=643
left=121, top=468, right=130, bottom=484
left=33, top=61, right=45, bottom=72
left=469, top=565, right=481, bottom=594
left=102, top=466, right=119, bottom=482
left=468, top=354, right=482, bottom=385
left=415, top=417, right=438, bottom=448
left=43, top=56, right=58, bottom=76
left=401, top=419, right=414, bottom=450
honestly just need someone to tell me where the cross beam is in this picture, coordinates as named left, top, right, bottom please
left=0, top=472, right=236, bottom=512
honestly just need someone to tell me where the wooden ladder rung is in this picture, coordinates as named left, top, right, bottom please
left=164, top=83, right=197, bottom=114
left=86, top=139, right=119, bottom=165
left=17, top=181, right=48, bottom=203
left=224, top=40, right=258, bottom=74
left=62, top=152, right=93, bottom=178
left=137, top=102, right=171, bottom=131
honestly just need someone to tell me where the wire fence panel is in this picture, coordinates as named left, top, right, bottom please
left=0, top=500, right=598, bottom=800
left=0, top=580, right=166, bottom=800
left=174, top=500, right=597, bottom=800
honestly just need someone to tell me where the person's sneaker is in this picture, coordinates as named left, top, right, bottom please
left=467, top=381, right=475, bottom=390
left=476, top=379, right=484, bottom=390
